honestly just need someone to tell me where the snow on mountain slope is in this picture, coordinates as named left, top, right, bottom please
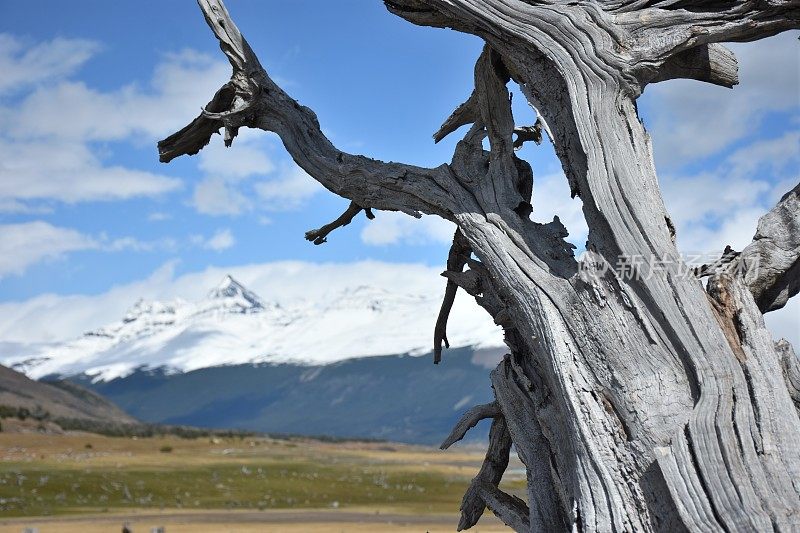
left=3, top=275, right=502, bottom=381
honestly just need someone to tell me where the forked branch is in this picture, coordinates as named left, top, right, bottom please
left=159, top=0, right=459, bottom=222
left=456, top=416, right=519, bottom=531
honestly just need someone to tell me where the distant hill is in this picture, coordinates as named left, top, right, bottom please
left=0, top=275, right=505, bottom=444
left=0, top=364, right=136, bottom=424
left=72, top=346, right=503, bottom=445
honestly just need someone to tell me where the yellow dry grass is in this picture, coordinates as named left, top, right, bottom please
left=0, top=431, right=524, bottom=531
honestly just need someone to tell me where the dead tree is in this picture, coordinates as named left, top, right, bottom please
left=159, top=1, right=800, bottom=531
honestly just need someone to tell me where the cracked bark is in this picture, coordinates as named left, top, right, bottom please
left=160, top=1, right=800, bottom=531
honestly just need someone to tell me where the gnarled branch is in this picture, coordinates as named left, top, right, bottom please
left=158, top=84, right=235, bottom=162
left=740, top=182, right=800, bottom=313
left=512, top=120, right=543, bottom=150
left=304, top=201, right=373, bottom=245
left=441, top=401, right=501, bottom=449
left=776, top=339, right=800, bottom=414
left=434, top=229, right=472, bottom=364
left=476, top=482, right=531, bottom=533
left=433, top=91, right=479, bottom=143
left=645, top=43, right=739, bottom=88
left=159, top=0, right=458, bottom=222
left=457, top=415, right=516, bottom=531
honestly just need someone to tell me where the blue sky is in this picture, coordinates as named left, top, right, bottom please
left=0, top=2, right=797, bottom=345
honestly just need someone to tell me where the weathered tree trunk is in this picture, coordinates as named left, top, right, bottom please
left=159, top=1, right=800, bottom=531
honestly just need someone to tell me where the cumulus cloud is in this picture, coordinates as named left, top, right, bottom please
left=0, top=221, right=185, bottom=278
left=198, top=129, right=276, bottom=180
left=0, top=199, right=52, bottom=215
left=360, top=211, right=455, bottom=246
left=641, top=31, right=799, bottom=169
left=0, top=138, right=180, bottom=203
left=190, top=129, right=323, bottom=216
left=203, top=229, right=236, bottom=251
left=192, top=177, right=252, bottom=216
left=253, top=163, right=324, bottom=211
left=0, top=47, right=231, bottom=208
left=6, top=49, right=230, bottom=142
left=147, top=212, right=171, bottom=222
left=0, top=221, right=97, bottom=277
left=0, top=34, right=100, bottom=94
left=660, top=131, right=799, bottom=253
left=190, top=228, right=236, bottom=252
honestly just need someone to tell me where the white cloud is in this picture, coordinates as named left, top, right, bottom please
left=253, top=163, right=324, bottom=211
left=0, top=34, right=100, bottom=94
left=0, top=199, right=52, bottom=215
left=0, top=221, right=186, bottom=278
left=192, top=177, right=251, bottom=216
left=361, top=211, right=455, bottom=246
left=0, top=138, right=180, bottom=204
left=725, top=131, right=800, bottom=181
left=191, top=131, right=323, bottom=216
left=103, top=236, right=177, bottom=253
left=0, top=258, right=795, bottom=355
left=204, top=229, right=235, bottom=251
left=642, top=31, right=799, bottom=168
left=198, top=129, right=276, bottom=180
left=0, top=221, right=97, bottom=277
left=0, top=46, right=230, bottom=207
left=660, top=130, right=798, bottom=254
left=190, top=229, right=236, bottom=252
left=0, top=261, right=180, bottom=343
left=0, top=34, right=318, bottom=215
left=147, top=212, right=171, bottom=222
left=5, top=49, right=230, bottom=143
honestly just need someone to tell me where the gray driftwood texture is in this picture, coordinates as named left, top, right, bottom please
left=159, top=1, right=800, bottom=531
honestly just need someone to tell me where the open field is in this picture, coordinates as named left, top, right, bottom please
left=0, top=429, right=523, bottom=531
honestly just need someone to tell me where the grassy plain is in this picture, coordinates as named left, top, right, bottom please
left=0, top=429, right=523, bottom=531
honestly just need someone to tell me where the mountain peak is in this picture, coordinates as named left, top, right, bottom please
left=207, top=275, right=264, bottom=310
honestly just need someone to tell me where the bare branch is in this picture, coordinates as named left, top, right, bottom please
left=158, top=84, right=235, bottom=163
left=433, top=229, right=472, bottom=364
left=476, top=482, right=531, bottom=533
left=304, top=201, right=369, bottom=245
left=159, top=0, right=458, bottom=221
left=694, top=244, right=740, bottom=278
left=646, top=43, right=739, bottom=88
left=776, top=339, right=800, bottom=414
left=491, top=357, right=569, bottom=530
left=457, top=416, right=515, bottom=531
left=739, top=183, right=800, bottom=312
left=442, top=268, right=482, bottom=296
left=441, top=401, right=501, bottom=450
left=619, top=0, right=800, bottom=71
left=433, top=91, right=479, bottom=143
left=513, top=120, right=543, bottom=150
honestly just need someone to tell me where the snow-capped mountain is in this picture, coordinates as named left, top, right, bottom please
left=3, top=275, right=502, bottom=382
